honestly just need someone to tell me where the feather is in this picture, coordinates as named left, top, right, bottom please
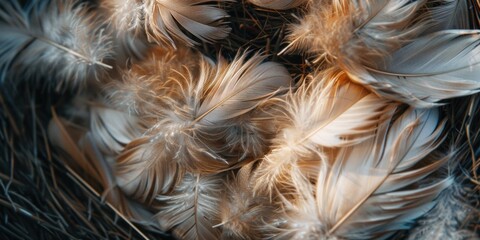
left=154, top=173, right=224, bottom=240
left=0, top=0, right=113, bottom=88
left=47, top=107, right=152, bottom=223
left=284, top=0, right=428, bottom=66
left=407, top=180, right=480, bottom=240
left=218, top=162, right=275, bottom=239
left=247, top=0, right=308, bottom=10
left=106, top=46, right=200, bottom=115
left=144, top=0, right=232, bottom=47
left=115, top=52, right=291, bottom=203
left=252, top=69, right=394, bottom=197
left=276, top=107, right=451, bottom=239
left=345, top=30, right=480, bottom=107
left=427, top=0, right=480, bottom=30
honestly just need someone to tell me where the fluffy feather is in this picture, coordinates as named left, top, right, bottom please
left=252, top=69, right=394, bottom=197
left=247, top=0, right=308, bottom=10
left=285, top=0, right=427, bottom=66
left=144, top=0, right=232, bottom=47
left=100, top=0, right=150, bottom=60
left=345, top=30, right=480, bottom=107
left=275, top=107, right=451, bottom=239
left=219, top=162, right=275, bottom=239
left=115, top=52, right=291, bottom=203
left=154, top=173, right=224, bottom=240
left=0, top=0, right=113, bottom=88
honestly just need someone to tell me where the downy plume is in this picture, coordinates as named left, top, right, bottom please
left=115, top=52, right=291, bottom=203
left=253, top=69, right=394, bottom=197
left=247, top=0, right=308, bottom=10
left=106, top=46, right=200, bottom=115
left=345, top=30, right=480, bottom=107
left=0, top=0, right=113, bottom=88
left=285, top=0, right=427, bottom=66
left=154, top=173, right=224, bottom=240
left=144, top=0, right=232, bottom=47
left=219, top=162, right=276, bottom=239
left=275, top=107, right=451, bottom=239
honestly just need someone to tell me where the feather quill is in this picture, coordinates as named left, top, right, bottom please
left=345, top=30, right=480, bottom=107
left=115, top=52, right=291, bottom=203
left=0, top=0, right=113, bottom=88
left=253, top=69, right=394, bottom=197
left=247, top=0, right=308, bottom=10
left=144, top=0, right=232, bottom=47
left=275, top=107, right=451, bottom=239
left=154, top=173, right=224, bottom=240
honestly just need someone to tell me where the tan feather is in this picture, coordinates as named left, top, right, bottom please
left=252, top=69, right=395, bottom=198
left=115, top=52, right=291, bottom=203
left=275, top=107, right=451, bottom=239
left=144, top=0, right=232, bottom=47
left=247, top=0, right=308, bottom=10
left=154, top=173, right=224, bottom=240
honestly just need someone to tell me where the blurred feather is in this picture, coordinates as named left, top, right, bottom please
left=252, top=69, right=394, bottom=197
left=115, top=52, right=291, bottom=203
left=247, top=0, right=308, bottom=10
left=0, top=0, right=113, bottom=88
left=427, top=0, right=480, bottom=30
left=100, top=0, right=150, bottom=61
left=154, top=173, right=223, bottom=240
left=218, top=162, right=275, bottom=239
left=275, top=107, right=451, bottom=239
left=284, top=0, right=427, bottom=66
left=144, top=0, right=232, bottom=47
left=345, top=30, right=480, bottom=107
left=407, top=179, right=480, bottom=240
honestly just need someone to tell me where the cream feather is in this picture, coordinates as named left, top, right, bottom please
left=144, top=0, right=232, bottom=47
left=275, top=107, right=451, bottom=239
left=285, top=0, right=427, bottom=66
left=252, top=69, right=394, bottom=197
left=154, top=173, right=224, bottom=240
left=345, top=30, right=480, bottom=107
left=0, top=0, right=113, bottom=88
left=247, top=0, right=308, bottom=10
left=115, top=52, right=291, bottom=203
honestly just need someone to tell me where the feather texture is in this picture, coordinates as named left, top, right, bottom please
left=275, top=107, right=451, bottom=239
left=253, top=69, right=394, bottom=197
left=345, top=30, right=480, bottom=107
left=428, top=0, right=480, bottom=30
left=219, top=162, right=275, bottom=239
left=154, top=173, right=224, bottom=240
left=247, top=0, right=308, bottom=10
left=285, top=0, right=427, bottom=66
left=115, top=52, right=291, bottom=203
left=144, top=0, right=232, bottom=47
left=0, top=0, right=113, bottom=88
left=407, top=180, right=480, bottom=240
